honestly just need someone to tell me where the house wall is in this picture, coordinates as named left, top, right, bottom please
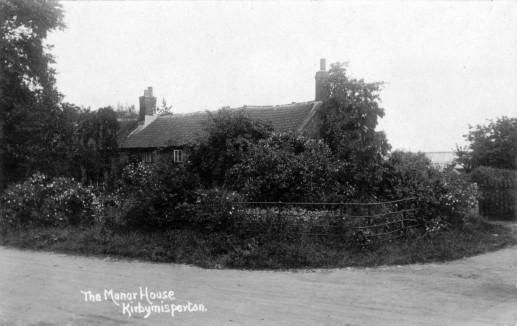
left=120, top=147, right=185, bottom=164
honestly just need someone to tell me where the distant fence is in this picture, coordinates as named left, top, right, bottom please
left=478, top=178, right=517, bottom=220
left=232, top=197, right=422, bottom=242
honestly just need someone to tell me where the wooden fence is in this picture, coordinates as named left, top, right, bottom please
left=232, top=197, right=422, bottom=242
left=478, top=178, right=517, bottom=220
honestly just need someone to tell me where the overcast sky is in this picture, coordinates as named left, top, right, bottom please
left=47, top=1, right=517, bottom=152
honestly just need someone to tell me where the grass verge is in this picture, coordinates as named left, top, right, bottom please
left=0, top=218, right=515, bottom=270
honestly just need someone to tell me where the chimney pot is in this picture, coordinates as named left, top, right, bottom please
left=315, top=59, right=329, bottom=101
left=320, top=58, right=326, bottom=71
left=144, top=87, right=153, bottom=98
left=139, top=87, right=157, bottom=121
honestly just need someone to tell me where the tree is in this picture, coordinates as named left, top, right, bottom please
left=0, top=0, right=65, bottom=188
left=186, top=108, right=273, bottom=187
left=72, top=106, right=120, bottom=185
left=318, top=62, right=391, bottom=199
left=455, top=116, right=517, bottom=171
left=115, top=103, right=137, bottom=120
left=157, top=99, right=173, bottom=116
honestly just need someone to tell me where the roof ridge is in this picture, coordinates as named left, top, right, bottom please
left=160, top=101, right=319, bottom=116
left=242, top=101, right=318, bottom=109
left=158, top=111, right=208, bottom=117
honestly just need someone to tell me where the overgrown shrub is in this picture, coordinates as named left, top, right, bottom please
left=226, top=132, right=350, bottom=202
left=103, top=161, right=201, bottom=230
left=186, top=108, right=273, bottom=187
left=434, top=168, right=478, bottom=225
left=380, top=151, right=477, bottom=227
left=0, top=172, right=97, bottom=230
left=186, top=189, right=243, bottom=231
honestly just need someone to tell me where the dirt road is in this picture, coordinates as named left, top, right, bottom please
left=1, top=242, right=517, bottom=326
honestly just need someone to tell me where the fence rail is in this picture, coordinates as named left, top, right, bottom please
left=232, top=197, right=422, bottom=242
left=238, top=197, right=418, bottom=206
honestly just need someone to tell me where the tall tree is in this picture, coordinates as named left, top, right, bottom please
left=318, top=62, right=391, bottom=199
left=0, top=0, right=65, bottom=188
left=455, top=116, right=517, bottom=171
left=114, top=103, right=138, bottom=120
left=65, top=105, right=120, bottom=185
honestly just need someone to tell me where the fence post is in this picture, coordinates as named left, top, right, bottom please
left=278, top=201, right=282, bottom=233
left=401, top=210, right=406, bottom=237
left=504, top=179, right=509, bottom=214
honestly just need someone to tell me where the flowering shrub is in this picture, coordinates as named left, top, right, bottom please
left=104, top=161, right=200, bottom=230
left=91, top=191, right=128, bottom=231
left=187, top=189, right=244, bottom=231
left=435, top=168, right=478, bottom=225
left=0, top=173, right=97, bottom=229
left=380, top=151, right=478, bottom=229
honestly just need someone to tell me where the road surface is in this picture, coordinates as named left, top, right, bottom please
left=1, top=241, right=517, bottom=326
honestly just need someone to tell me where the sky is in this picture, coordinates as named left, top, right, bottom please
left=46, top=1, right=517, bottom=152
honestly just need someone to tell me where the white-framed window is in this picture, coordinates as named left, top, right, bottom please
left=142, top=152, right=153, bottom=163
left=173, top=150, right=183, bottom=162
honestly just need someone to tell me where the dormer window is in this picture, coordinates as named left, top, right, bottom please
left=173, top=150, right=183, bottom=162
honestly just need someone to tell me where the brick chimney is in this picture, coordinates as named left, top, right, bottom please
left=315, top=59, right=329, bottom=101
left=139, top=87, right=157, bottom=121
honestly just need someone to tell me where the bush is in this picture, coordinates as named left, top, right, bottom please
left=434, top=168, right=478, bottom=225
left=186, top=189, right=244, bottom=231
left=380, top=151, right=478, bottom=227
left=0, top=172, right=97, bottom=230
left=186, top=108, right=273, bottom=187
left=103, top=161, right=201, bottom=230
left=226, top=132, right=348, bottom=202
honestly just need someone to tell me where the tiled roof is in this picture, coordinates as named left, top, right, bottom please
left=119, top=102, right=321, bottom=149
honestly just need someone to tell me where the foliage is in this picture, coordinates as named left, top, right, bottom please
left=156, top=99, right=173, bottom=116
left=380, top=150, right=478, bottom=227
left=186, top=108, right=273, bottom=187
left=318, top=62, right=391, bottom=199
left=186, top=189, right=243, bottom=231
left=0, top=172, right=97, bottom=230
left=111, top=161, right=201, bottom=230
left=0, top=0, right=66, bottom=188
left=94, top=168, right=241, bottom=232
left=380, top=151, right=441, bottom=201
left=2, top=215, right=514, bottom=270
left=226, top=132, right=348, bottom=202
left=114, top=103, right=137, bottom=120
left=455, top=116, right=517, bottom=171
left=435, top=168, right=478, bottom=225
left=71, top=106, right=120, bottom=184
